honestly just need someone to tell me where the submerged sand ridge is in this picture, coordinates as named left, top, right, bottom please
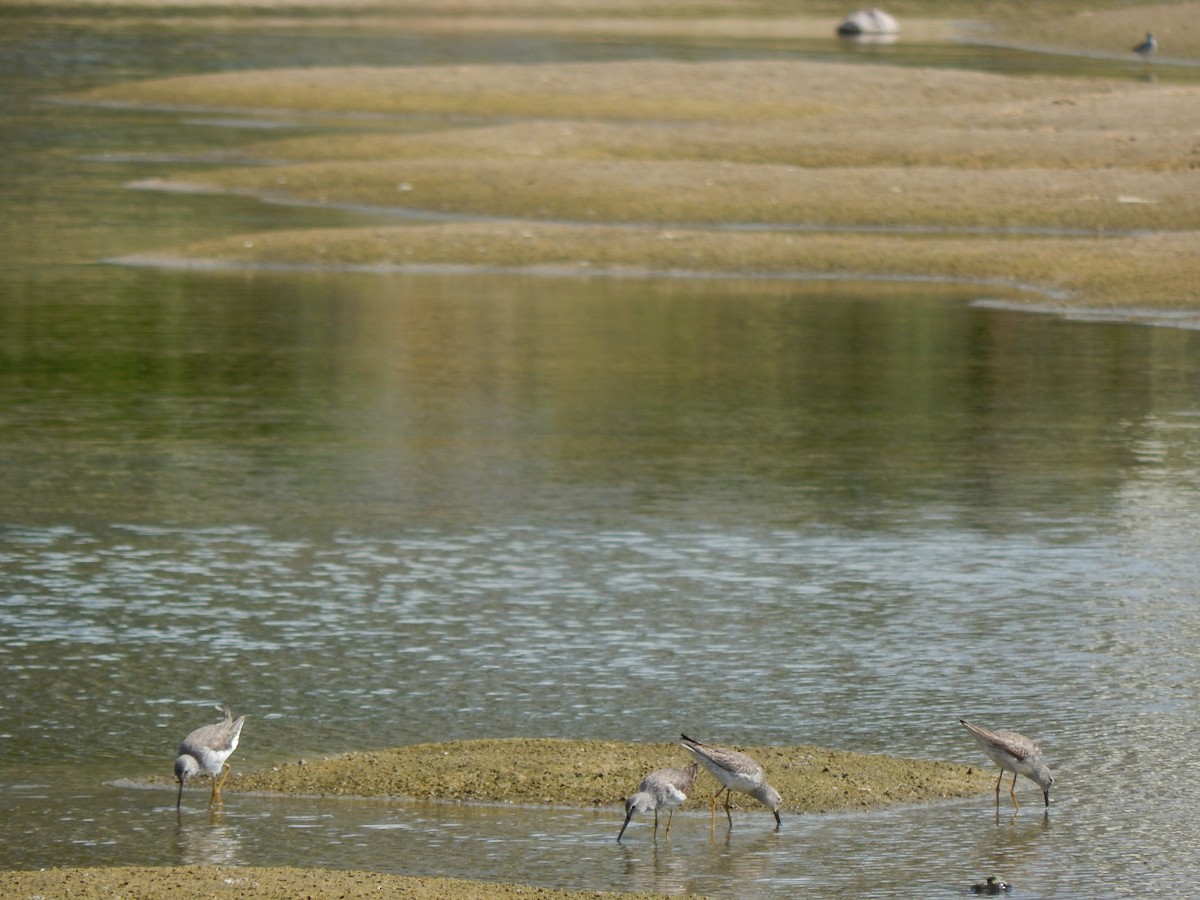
left=120, top=222, right=1200, bottom=320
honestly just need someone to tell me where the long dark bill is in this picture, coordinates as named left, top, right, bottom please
left=616, top=808, right=635, bottom=842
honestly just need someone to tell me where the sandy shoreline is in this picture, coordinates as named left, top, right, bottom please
left=0, top=865, right=684, bottom=899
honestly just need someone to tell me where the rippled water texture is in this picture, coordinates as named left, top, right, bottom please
left=2, top=12, right=1200, bottom=898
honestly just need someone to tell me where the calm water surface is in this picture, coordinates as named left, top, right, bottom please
left=2, top=12, right=1200, bottom=898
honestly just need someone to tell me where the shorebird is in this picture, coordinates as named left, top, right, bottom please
left=616, top=763, right=698, bottom=841
left=960, top=718, right=1053, bottom=809
left=680, top=733, right=782, bottom=829
left=175, top=705, right=246, bottom=809
left=1132, top=32, right=1157, bottom=59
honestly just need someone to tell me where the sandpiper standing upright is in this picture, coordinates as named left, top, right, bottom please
left=1132, top=31, right=1157, bottom=59
left=175, top=705, right=246, bottom=809
left=960, top=718, right=1053, bottom=809
left=680, top=733, right=782, bottom=829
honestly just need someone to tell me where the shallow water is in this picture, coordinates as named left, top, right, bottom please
left=3, top=10, right=1200, bottom=898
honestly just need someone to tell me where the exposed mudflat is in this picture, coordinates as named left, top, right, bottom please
left=221, top=738, right=993, bottom=812
left=62, top=1, right=1200, bottom=313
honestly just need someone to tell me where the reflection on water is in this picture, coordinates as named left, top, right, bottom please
left=3, top=8, right=1200, bottom=899
left=6, top=781, right=1190, bottom=897
left=173, top=809, right=243, bottom=867
left=4, top=268, right=1187, bottom=535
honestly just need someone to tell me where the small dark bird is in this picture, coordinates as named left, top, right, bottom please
left=1132, top=32, right=1158, bottom=59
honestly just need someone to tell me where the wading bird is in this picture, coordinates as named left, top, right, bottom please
left=617, top=763, right=698, bottom=841
left=680, top=733, right=781, bottom=829
left=175, top=706, right=246, bottom=809
left=960, top=718, right=1053, bottom=809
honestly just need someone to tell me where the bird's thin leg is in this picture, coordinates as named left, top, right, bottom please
left=723, top=790, right=734, bottom=828
left=664, top=810, right=673, bottom=837
left=210, top=763, right=231, bottom=807
left=1009, top=772, right=1020, bottom=810
left=652, top=809, right=659, bottom=834
left=993, top=770, right=1003, bottom=806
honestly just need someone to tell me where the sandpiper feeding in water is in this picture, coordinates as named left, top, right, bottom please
left=960, top=718, right=1053, bottom=809
left=680, top=733, right=782, bottom=828
left=175, top=705, right=246, bottom=809
left=617, top=762, right=698, bottom=841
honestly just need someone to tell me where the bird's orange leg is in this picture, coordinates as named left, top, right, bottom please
left=210, top=763, right=231, bottom=807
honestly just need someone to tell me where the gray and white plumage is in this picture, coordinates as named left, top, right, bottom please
left=175, top=705, right=246, bottom=808
left=617, top=762, right=698, bottom=841
left=680, top=733, right=782, bottom=828
left=960, top=718, right=1053, bottom=809
left=1132, top=32, right=1157, bottom=58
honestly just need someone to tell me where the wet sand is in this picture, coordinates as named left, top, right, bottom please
left=0, top=865, right=681, bottom=899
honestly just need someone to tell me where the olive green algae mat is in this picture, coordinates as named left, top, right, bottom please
left=222, top=738, right=991, bottom=813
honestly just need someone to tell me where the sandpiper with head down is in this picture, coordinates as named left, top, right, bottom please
left=617, top=762, right=698, bottom=841
left=680, top=733, right=781, bottom=829
left=960, top=718, right=1053, bottom=809
left=174, top=705, right=246, bottom=809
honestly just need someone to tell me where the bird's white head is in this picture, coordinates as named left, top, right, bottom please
left=174, top=754, right=200, bottom=809
left=625, top=790, right=656, bottom=816
left=755, top=784, right=783, bottom=826
left=1035, top=765, right=1054, bottom=806
left=175, top=754, right=200, bottom=785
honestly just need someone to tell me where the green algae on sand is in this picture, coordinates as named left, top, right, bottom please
left=223, top=738, right=993, bottom=813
